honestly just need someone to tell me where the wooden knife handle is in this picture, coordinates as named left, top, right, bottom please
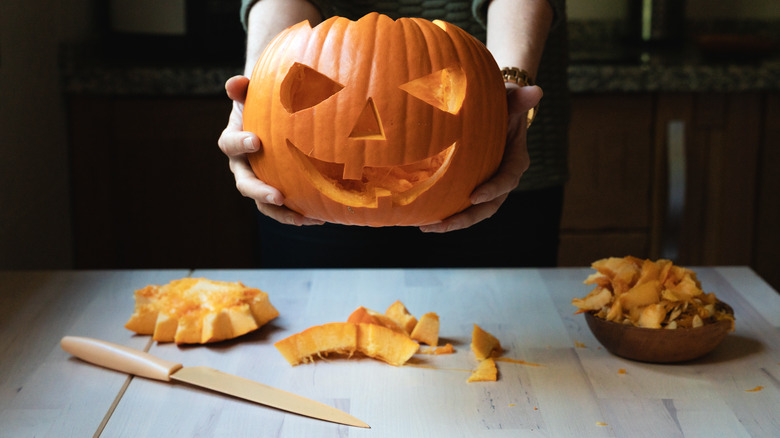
left=61, top=336, right=183, bottom=381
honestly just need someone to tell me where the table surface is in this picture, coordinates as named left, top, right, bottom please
left=1, top=267, right=778, bottom=437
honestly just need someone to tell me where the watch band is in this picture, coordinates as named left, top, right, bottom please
left=500, top=67, right=538, bottom=128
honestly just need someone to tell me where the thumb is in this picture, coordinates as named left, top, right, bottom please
left=225, top=75, right=251, bottom=104
left=507, top=84, right=543, bottom=115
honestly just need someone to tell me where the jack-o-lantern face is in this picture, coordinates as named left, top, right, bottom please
left=244, top=13, right=507, bottom=226
left=281, top=62, right=465, bottom=209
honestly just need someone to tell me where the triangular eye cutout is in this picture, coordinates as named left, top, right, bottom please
left=349, top=98, right=385, bottom=140
left=399, top=66, right=466, bottom=114
left=280, top=62, right=344, bottom=113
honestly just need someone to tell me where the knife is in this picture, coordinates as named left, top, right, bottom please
left=60, top=336, right=369, bottom=428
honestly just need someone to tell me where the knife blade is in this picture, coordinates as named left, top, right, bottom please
left=60, top=336, right=369, bottom=428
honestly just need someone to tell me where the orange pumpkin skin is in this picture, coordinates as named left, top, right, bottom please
left=244, top=13, right=507, bottom=226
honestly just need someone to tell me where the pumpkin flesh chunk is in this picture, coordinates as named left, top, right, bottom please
left=274, top=322, right=419, bottom=367
left=384, top=300, right=418, bottom=334
left=356, top=323, right=420, bottom=366
left=467, top=357, right=498, bottom=382
left=471, top=324, right=502, bottom=360
left=418, top=343, right=455, bottom=355
left=347, top=306, right=404, bottom=332
left=275, top=322, right=358, bottom=365
left=410, top=312, right=439, bottom=346
left=124, top=287, right=161, bottom=335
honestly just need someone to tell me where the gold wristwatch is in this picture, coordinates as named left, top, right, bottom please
left=501, top=67, right=538, bottom=128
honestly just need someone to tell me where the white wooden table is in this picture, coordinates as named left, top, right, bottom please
left=1, top=268, right=778, bottom=437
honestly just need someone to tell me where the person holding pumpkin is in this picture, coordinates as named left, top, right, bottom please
left=218, top=0, right=569, bottom=268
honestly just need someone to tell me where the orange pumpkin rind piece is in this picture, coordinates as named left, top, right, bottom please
left=467, top=357, right=498, bottom=382
left=124, top=285, right=162, bottom=335
left=418, top=343, right=455, bottom=355
left=347, top=306, right=404, bottom=332
left=356, top=323, right=419, bottom=366
left=572, top=287, right=612, bottom=314
left=275, top=322, right=419, bottom=366
left=410, top=312, right=440, bottom=346
left=471, top=324, right=502, bottom=360
left=124, top=278, right=279, bottom=344
left=274, top=322, right=358, bottom=366
left=384, top=300, right=418, bottom=334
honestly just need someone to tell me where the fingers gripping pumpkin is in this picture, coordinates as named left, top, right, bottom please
left=244, top=13, right=507, bottom=226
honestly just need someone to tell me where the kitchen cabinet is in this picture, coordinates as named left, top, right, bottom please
left=558, top=94, right=655, bottom=264
left=753, top=94, right=780, bottom=293
left=559, top=92, right=780, bottom=292
left=653, top=92, right=762, bottom=265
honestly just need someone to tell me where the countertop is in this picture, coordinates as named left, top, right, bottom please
left=1, top=267, right=779, bottom=437
left=61, top=21, right=780, bottom=96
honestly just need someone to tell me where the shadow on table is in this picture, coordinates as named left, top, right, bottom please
left=691, top=334, right=764, bottom=365
left=174, top=321, right=286, bottom=352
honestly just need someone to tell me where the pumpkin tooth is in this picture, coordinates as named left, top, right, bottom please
left=288, top=140, right=455, bottom=208
left=342, top=156, right=366, bottom=181
left=390, top=143, right=455, bottom=206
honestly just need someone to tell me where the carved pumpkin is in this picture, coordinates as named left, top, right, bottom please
left=244, top=13, right=507, bottom=226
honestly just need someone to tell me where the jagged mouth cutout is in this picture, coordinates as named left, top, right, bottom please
left=280, top=62, right=466, bottom=208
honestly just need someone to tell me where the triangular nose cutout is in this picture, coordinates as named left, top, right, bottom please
left=349, top=98, right=385, bottom=140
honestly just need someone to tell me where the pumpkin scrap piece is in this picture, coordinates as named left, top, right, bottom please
left=418, top=343, right=455, bottom=355
left=385, top=300, right=418, bottom=334
left=125, top=278, right=279, bottom=344
left=274, top=322, right=358, bottom=366
left=410, top=312, right=440, bottom=346
left=495, top=357, right=544, bottom=367
left=467, top=357, right=498, bottom=382
left=347, top=306, right=404, bottom=332
left=274, top=322, right=419, bottom=367
left=572, top=257, right=735, bottom=330
left=471, top=324, right=502, bottom=360
left=356, top=323, right=420, bottom=366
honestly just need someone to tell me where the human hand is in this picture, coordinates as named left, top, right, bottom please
left=419, top=83, right=542, bottom=233
left=217, top=75, right=324, bottom=226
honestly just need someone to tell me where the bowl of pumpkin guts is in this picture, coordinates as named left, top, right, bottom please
left=572, top=256, right=735, bottom=363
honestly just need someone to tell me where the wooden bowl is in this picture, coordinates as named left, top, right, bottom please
left=584, top=310, right=734, bottom=363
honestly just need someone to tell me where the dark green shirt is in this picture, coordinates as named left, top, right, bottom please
left=241, top=0, right=569, bottom=190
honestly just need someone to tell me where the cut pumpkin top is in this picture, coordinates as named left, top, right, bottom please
left=125, top=278, right=279, bottom=344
